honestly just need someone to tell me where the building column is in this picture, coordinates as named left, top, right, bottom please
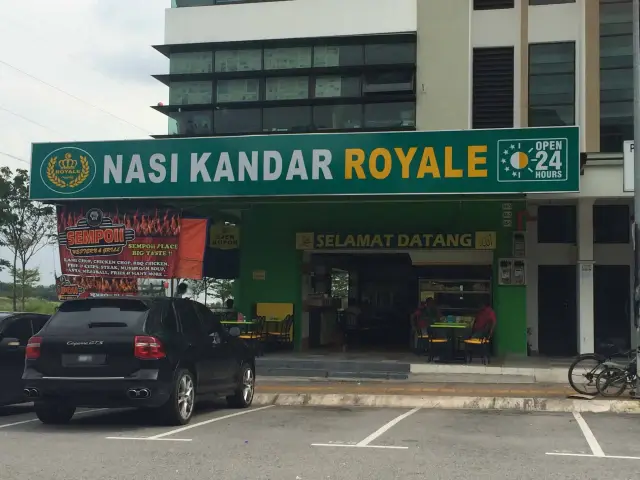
left=577, top=199, right=595, bottom=354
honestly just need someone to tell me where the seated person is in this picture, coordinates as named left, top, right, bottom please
left=412, top=297, right=440, bottom=335
left=471, top=302, right=496, bottom=338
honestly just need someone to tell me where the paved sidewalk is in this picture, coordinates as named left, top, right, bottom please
left=253, top=378, right=640, bottom=414
left=255, top=379, right=574, bottom=398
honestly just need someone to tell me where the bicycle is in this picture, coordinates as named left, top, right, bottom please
left=595, top=357, right=638, bottom=397
left=567, top=346, right=636, bottom=395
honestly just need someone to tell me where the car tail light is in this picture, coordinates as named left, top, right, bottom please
left=134, top=336, right=165, bottom=359
left=26, top=336, right=42, bottom=360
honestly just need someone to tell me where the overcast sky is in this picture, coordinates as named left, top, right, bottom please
left=0, top=0, right=169, bottom=285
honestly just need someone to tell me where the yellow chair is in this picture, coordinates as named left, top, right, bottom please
left=463, top=322, right=495, bottom=365
left=239, top=316, right=266, bottom=356
left=426, top=327, right=450, bottom=363
left=267, top=314, right=294, bottom=348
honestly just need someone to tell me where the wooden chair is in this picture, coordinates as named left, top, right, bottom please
left=463, top=321, right=495, bottom=365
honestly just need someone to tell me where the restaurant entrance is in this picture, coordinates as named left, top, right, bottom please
left=303, top=250, right=493, bottom=352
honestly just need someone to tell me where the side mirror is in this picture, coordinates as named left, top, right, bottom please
left=228, top=326, right=240, bottom=338
left=0, top=337, right=21, bottom=350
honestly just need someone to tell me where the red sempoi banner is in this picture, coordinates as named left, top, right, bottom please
left=56, top=206, right=181, bottom=279
left=56, top=275, right=139, bottom=300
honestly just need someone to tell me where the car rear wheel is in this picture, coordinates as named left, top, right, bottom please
left=34, top=401, right=76, bottom=425
left=157, top=369, right=195, bottom=426
left=227, top=363, right=254, bottom=408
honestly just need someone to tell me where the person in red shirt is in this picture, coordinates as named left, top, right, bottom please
left=472, top=302, right=496, bottom=338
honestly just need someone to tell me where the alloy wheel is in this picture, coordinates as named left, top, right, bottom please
left=242, top=367, right=255, bottom=404
left=177, top=374, right=195, bottom=420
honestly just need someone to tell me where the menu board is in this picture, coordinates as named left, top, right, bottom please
left=315, top=77, right=342, bottom=98
left=313, top=46, right=340, bottom=68
left=264, top=47, right=312, bottom=70
left=215, top=49, right=262, bottom=72
left=266, top=77, right=309, bottom=100
left=217, top=79, right=260, bottom=103
left=170, top=81, right=212, bottom=105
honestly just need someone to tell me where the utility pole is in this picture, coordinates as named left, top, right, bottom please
left=633, top=0, right=640, bottom=397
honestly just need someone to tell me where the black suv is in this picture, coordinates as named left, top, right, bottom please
left=23, top=297, right=255, bottom=426
left=0, top=312, right=50, bottom=406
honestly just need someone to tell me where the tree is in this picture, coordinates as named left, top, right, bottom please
left=0, top=168, right=56, bottom=310
left=0, top=171, right=15, bottom=274
left=203, top=278, right=234, bottom=305
left=187, top=277, right=210, bottom=299
left=10, top=267, right=40, bottom=309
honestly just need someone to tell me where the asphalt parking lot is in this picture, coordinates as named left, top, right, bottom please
left=1, top=403, right=639, bottom=480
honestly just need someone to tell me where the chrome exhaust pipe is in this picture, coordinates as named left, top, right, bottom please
left=24, top=388, right=39, bottom=398
left=138, top=388, right=150, bottom=398
left=127, top=388, right=139, bottom=399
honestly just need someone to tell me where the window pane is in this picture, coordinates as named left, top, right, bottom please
left=529, top=105, right=575, bottom=126
left=314, top=105, right=362, bottom=130
left=593, top=204, right=630, bottom=244
left=601, top=67, right=632, bottom=91
left=264, top=47, right=312, bottom=70
left=170, top=52, right=213, bottom=74
left=365, top=43, right=415, bottom=64
left=314, top=76, right=360, bottom=98
left=215, top=49, right=262, bottom=72
left=265, top=77, right=309, bottom=100
left=363, top=71, right=414, bottom=94
left=600, top=1, right=632, bottom=26
left=530, top=74, right=574, bottom=95
left=168, top=111, right=213, bottom=135
left=217, top=79, right=260, bottom=102
left=169, top=81, right=212, bottom=105
left=537, top=205, right=576, bottom=243
left=530, top=0, right=575, bottom=4
left=529, top=42, right=575, bottom=126
left=214, top=108, right=261, bottom=134
left=313, top=45, right=363, bottom=67
left=175, top=0, right=213, bottom=6
left=263, top=106, right=312, bottom=132
left=364, top=102, right=415, bottom=128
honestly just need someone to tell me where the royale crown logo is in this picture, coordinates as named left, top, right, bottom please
left=58, top=153, right=78, bottom=170
left=42, top=147, right=96, bottom=194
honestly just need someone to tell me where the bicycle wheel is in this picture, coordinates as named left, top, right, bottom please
left=568, top=354, right=605, bottom=395
left=595, top=366, right=628, bottom=397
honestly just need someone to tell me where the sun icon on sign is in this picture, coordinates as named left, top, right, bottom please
left=500, top=142, right=532, bottom=179
left=510, top=150, right=529, bottom=170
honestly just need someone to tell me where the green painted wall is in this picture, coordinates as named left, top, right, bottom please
left=237, top=199, right=527, bottom=356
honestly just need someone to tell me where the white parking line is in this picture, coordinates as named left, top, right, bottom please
left=572, top=412, right=605, bottom=457
left=546, top=452, right=640, bottom=461
left=106, top=405, right=274, bottom=441
left=312, top=407, right=421, bottom=450
left=0, top=408, right=106, bottom=429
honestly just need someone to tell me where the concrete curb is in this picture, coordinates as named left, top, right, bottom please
left=252, top=393, right=640, bottom=414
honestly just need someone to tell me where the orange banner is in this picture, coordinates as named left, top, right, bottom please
left=174, top=218, right=207, bottom=280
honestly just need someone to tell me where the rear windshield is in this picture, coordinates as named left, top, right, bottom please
left=47, top=299, right=150, bottom=333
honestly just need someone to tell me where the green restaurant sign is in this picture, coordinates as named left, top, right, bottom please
left=30, top=127, right=580, bottom=200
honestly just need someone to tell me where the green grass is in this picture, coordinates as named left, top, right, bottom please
left=0, top=296, right=59, bottom=314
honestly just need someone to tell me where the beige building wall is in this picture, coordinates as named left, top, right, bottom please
left=415, top=0, right=470, bottom=131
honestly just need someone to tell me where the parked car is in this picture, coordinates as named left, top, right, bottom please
left=22, top=297, right=255, bottom=426
left=0, top=312, right=51, bottom=406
